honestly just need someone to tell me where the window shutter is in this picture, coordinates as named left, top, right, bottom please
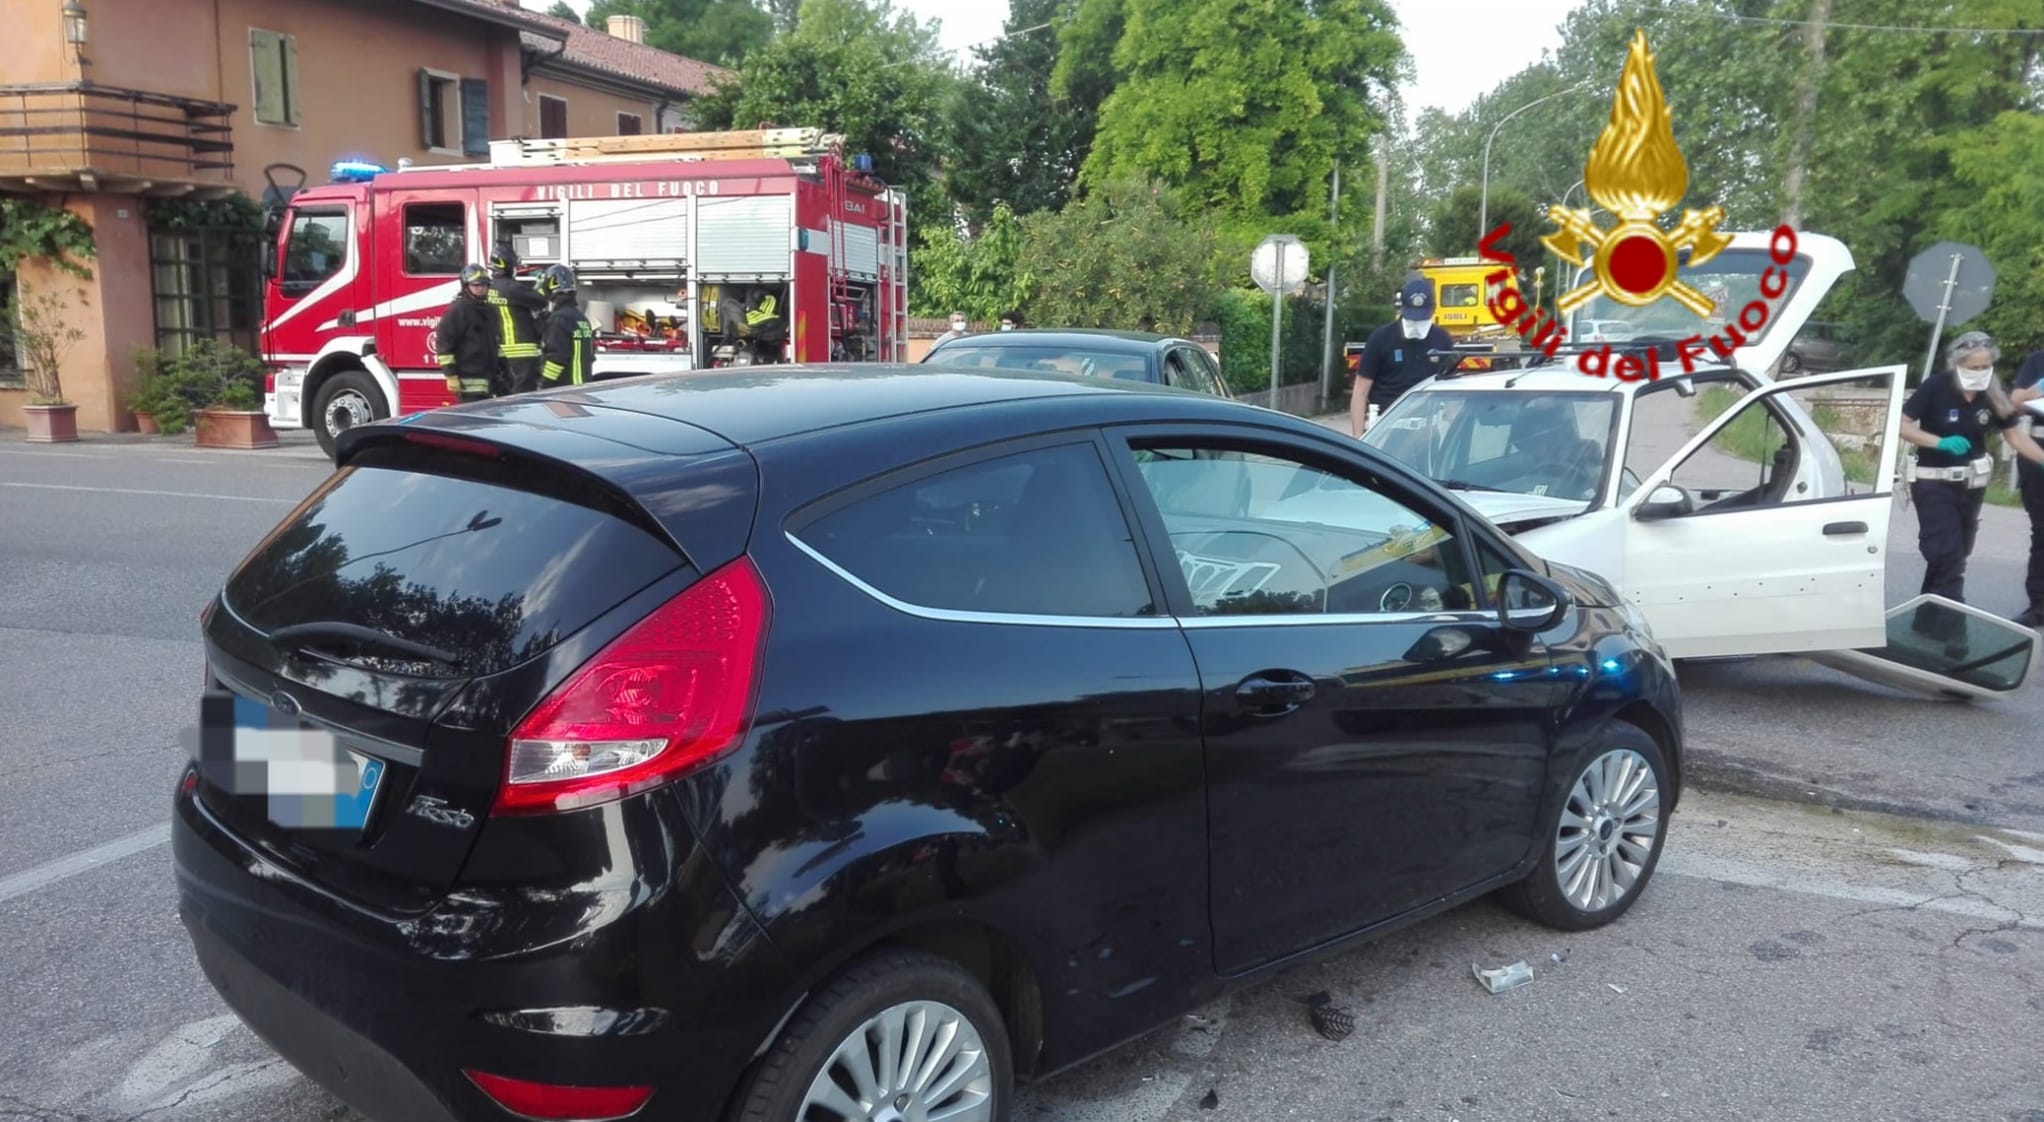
left=460, top=78, right=490, bottom=156
left=250, top=30, right=283, bottom=124
left=281, top=35, right=300, bottom=125
left=418, top=69, right=435, bottom=148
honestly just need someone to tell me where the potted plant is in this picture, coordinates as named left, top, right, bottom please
left=125, top=346, right=166, bottom=434
left=175, top=339, right=277, bottom=449
left=3, top=289, right=86, bottom=443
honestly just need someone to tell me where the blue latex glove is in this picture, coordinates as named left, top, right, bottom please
left=1936, top=435, right=1972, bottom=457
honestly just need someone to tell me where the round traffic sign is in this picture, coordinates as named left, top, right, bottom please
left=1903, top=241, right=1996, bottom=327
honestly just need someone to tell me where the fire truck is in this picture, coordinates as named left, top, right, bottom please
left=255, top=128, right=910, bottom=457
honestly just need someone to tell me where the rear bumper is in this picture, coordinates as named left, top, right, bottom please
left=172, top=777, right=794, bottom=1122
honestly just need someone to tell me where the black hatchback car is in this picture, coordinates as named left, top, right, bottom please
left=923, top=328, right=1233, bottom=398
left=174, top=367, right=1681, bottom=1122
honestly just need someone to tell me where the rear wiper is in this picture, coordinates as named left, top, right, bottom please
left=267, top=621, right=459, bottom=666
left=1441, top=479, right=1509, bottom=493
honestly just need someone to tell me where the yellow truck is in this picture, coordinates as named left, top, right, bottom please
left=1415, top=257, right=1532, bottom=339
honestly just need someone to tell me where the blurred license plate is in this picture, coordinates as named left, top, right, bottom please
left=198, top=692, right=388, bottom=830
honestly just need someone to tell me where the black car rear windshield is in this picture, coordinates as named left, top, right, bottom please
left=930, top=344, right=1154, bottom=382
left=224, top=463, right=685, bottom=678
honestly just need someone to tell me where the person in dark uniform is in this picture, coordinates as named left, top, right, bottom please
left=1900, top=331, right=2044, bottom=647
left=488, top=245, right=549, bottom=395
left=534, top=265, right=595, bottom=388
left=1351, top=278, right=1453, bottom=437
left=435, top=264, right=499, bottom=403
left=2005, top=346, right=2044, bottom=625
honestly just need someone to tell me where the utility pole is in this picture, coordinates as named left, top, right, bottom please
left=1371, top=133, right=1388, bottom=272
left=1320, top=163, right=1342, bottom=411
left=1782, top=0, right=1832, bottom=230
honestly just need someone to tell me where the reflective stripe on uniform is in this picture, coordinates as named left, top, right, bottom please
left=458, top=377, right=492, bottom=394
left=745, top=296, right=777, bottom=326
left=488, top=290, right=540, bottom=358
left=571, top=328, right=586, bottom=385
left=542, top=360, right=564, bottom=381
left=437, top=353, right=456, bottom=367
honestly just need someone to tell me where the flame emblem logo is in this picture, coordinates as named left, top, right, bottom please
left=1542, top=30, right=1731, bottom=317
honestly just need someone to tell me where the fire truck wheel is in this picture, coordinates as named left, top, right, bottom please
left=312, top=371, right=387, bottom=460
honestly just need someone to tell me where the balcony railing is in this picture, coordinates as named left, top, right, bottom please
left=0, top=82, right=235, bottom=193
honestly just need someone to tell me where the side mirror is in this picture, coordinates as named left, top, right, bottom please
left=1497, top=569, right=1570, bottom=633
left=1634, top=484, right=1690, bottom=522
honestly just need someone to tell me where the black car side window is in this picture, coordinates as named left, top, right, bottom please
left=1129, top=443, right=1474, bottom=617
left=795, top=442, right=1155, bottom=619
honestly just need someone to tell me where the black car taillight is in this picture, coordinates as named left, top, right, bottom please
left=492, top=557, right=771, bottom=816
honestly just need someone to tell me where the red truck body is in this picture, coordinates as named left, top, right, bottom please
left=257, top=130, right=908, bottom=456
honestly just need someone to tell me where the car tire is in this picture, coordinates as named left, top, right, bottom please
left=1501, top=722, right=1670, bottom=932
left=730, top=949, right=1012, bottom=1122
left=1780, top=350, right=1803, bottom=375
left=312, top=370, right=387, bottom=460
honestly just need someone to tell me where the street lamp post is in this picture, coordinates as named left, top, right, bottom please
left=1479, top=82, right=1590, bottom=235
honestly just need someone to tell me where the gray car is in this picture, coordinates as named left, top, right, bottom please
left=924, top=328, right=1234, bottom=399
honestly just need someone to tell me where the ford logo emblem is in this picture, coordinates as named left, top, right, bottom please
left=271, top=690, right=300, bottom=716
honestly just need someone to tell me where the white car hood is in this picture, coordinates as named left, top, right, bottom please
left=1458, top=490, right=1593, bottom=528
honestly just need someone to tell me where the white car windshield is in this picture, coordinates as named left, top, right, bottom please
left=1564, top=245, right=1812, bottom=347
left=1367, top=390, right=1619, bottom=503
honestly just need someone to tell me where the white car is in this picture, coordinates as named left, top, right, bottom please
left=1361, top=231, right=2039, bottom=700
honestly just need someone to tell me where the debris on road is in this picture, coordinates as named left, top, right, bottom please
left=1608, top=983, right=1628, bottom=994
left=1472, top=961, right=1535, bottom=994
left=1198, top=1088, right=1220, bottom=1110
left=1300, top=991, right=1355, bottom=1041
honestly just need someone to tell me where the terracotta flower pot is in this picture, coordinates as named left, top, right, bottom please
left=134, top=412, right=161, bottom=435
left=24, top=403, right=80, bottom=444
left=194, top=407, right=279, bottom=450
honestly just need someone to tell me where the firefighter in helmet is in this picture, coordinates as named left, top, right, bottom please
left=534, top=264, right=595, bottom=388
left=436, top=264, right=499, bottom=402
left=488, top=244, right=549, bottom=394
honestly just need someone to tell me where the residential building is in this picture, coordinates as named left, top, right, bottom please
left=0, top=0, right=726, bottom=433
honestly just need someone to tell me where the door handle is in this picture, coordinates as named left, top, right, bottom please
left=1823, top=521, right=1868, bottom=536
left=1236, top=673, right=1315, bottom=714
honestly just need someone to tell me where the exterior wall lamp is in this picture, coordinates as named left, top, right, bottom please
left=61, top=0, right=90, bottom=70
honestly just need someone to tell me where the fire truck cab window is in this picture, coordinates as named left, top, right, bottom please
left=282, top=211, right=348, bottom=291
left=404, top=203, right=466, bottom=276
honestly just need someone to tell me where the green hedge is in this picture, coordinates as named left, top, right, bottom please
left=1212, top=289, right=1337, bottom=396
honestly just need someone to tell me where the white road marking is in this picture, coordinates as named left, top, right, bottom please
left=110, top=1014, right=242, bottom=1108
left=0, top=824, right=171, bottom=904
left=0, top=482, right=296, bottom=504
left=1660, top=850, right=2035, bottom=927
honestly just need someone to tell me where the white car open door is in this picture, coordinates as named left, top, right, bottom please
left=1616, top=365, right=1906, bottom=659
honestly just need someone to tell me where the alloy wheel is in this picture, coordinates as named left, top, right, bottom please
left=1554, top=748, right=1661, bottom=913
left=799, top=1000, right=995, bottom=1122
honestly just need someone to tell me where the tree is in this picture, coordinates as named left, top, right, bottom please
left=910, top=201, right=1032, bottom=319
left=1428, top=184, right=1544, bottom=271
left=944, top=0, right=1095, bottom=222
left=694, top=0, right=957, bottom=221
left=583, top=0, right=773, bottom=67
left=1016, top=178, right=1221, bottom=334
left=1937, top=111, right=2044, bottom=363
left=1070, top=0, right=1404, bottom=251
left=546, top=1, right=582, bottom=24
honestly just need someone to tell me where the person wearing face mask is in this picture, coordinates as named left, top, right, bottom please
left=937, top=311, right=969, bottom=344
left=1899, top=331, right=2044, bottom=647
left=1350, top=278, right=1453, bottom=437
left=2002, top=345, right=2044, bottom=625
left=999, top=310, right=1024, bottom=332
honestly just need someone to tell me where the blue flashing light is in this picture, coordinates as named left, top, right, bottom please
left=330, top=160, right=387, bottom=184
left=852, top=153, right=875, bottom=173
left=1599, top=658, right=1624, bottom=674
left=1492, top=670, right=1517, bottom=681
